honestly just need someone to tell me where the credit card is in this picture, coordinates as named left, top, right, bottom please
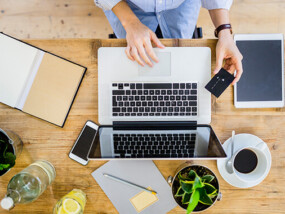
left=205, top=68, right=235, bottom=98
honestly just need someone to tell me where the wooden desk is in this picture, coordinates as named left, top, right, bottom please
left=0, top=39, right=284, bottom=214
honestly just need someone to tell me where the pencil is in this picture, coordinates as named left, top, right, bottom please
left=103, top=173, right=157, bottom=195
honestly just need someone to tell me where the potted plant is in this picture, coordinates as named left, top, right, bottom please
left=168, top=164, right=221, bottom=213
left=0, top=129, right=18, bottom=176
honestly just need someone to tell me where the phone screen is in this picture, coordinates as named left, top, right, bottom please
left=71, top=125, right=97, bottom=161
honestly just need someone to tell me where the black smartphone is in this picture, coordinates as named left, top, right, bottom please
left=69, top=120, right=99, bottom=165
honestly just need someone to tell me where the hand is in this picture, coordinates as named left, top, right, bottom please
left=214, top=30, right=243, bottom=85
left=124, top=21, right=165, bottom=67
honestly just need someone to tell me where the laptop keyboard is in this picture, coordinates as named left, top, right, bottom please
left=112, top=83, right=198, bottom=117
left=113, top=133, right=196, bottom=158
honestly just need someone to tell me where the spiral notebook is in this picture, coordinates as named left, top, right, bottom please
left=0, top=33, right=86, bottom=127
left=91, top=160, right=177, bottom=214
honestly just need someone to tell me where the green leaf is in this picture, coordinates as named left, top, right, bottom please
left=186, top=190, right=200, bottom=214
left=0, top=164, right=10, bottom=170
left=202, top=175, right=215, bottom=183
left=188, top=170, right=197, bottom=180
left=2, top=152, right=16, bottom=169
left=0, top=143, right=15, bottom=172
left=181, top=180, right=194, bottom=193
left=1, top=143, right=8, bottom=156
left=198, top=188, right=213, bottom=205
left=178, top=172, right=191, bottom=181
left=175, top=187, right=185, bottom=197
left=209, top=192, right=218, bottom=198
left=5, top=152, right=16, bottom=164
left=182, top=192, right=192, bottom=204
left=204, top=183, right=217, bottom=195
left=193, top=176, right=204, bottom=190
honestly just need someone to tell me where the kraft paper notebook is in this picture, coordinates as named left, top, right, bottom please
left=0, top=33, right=86, bottom=127
left=91, top=160, right=177, bottom=214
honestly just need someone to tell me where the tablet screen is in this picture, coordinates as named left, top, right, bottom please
left=236, top=40, right=282, bottom=101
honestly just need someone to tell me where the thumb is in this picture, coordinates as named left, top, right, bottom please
left=150, top=31, right=165, bottom=49
left=214, top=52, right=224, bottom=74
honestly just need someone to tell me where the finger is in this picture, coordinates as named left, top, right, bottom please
left=232, top=59, right=243, bottom=85
left=224, top=58, right=235, bottom=73
left=224, top=64, right=231, bottom=71
left=223, top=59, right=231, bottom=70
left=150, top=31, right=165, bottom=49
left=130, top=47, right=144, bottom=66
left=226, top=64, right=236, bottom=74
left=125, top=46, right=135, bottom=61
left=224, top=58, right=233, bottom=66
left=144, top=39, right=159, bottom=63
left=214, top=51, right=224, bottom=74
left=137, top=45, right=153, bottom=67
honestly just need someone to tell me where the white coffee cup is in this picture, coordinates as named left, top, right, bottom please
left=228, top=142, right=269, bottom=183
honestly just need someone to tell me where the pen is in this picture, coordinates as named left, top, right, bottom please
left=103, top=173, right=157, bottom=195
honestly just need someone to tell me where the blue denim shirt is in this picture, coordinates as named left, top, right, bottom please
left=95, top=0, right=232, bottom=38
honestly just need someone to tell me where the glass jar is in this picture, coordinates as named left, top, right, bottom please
left=0, top=128, right=23, bottom=176
left=53, top=189, right=87, bottom=214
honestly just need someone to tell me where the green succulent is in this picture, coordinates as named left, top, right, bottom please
left=175, top=169, right=218, bottom=214
left=0, top=139, right=16, bottom=172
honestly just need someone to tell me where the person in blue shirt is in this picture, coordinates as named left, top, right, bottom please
left=95, top=0, right=243, bottom=84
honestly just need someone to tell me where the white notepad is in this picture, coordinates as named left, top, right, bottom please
left=91, top=161, right=177, bottom=214
left=0, top=34, right=41, bottom=107
left=0, top=33, right=86, bottom=126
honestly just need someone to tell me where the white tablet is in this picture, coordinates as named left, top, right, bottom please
left=234, top=34, right=284, bottom=108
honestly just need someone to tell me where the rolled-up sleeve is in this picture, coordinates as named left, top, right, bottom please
left=201, top=0, right=233, bottom=10
left=94, top=0, right=121, bottom=10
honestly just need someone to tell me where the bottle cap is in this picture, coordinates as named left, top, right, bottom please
left=1, top=197, right=14, bottom=210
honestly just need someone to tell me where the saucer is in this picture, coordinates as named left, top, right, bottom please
left=217, top=133, right=271, bottom=188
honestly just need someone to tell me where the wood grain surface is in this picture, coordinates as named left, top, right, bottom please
left=0, top=0, right=284, bottom=40
left=0, top=39, right=284, bottom=214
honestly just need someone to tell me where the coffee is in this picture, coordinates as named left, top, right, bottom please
left=233, top=149, right=258, bottom=173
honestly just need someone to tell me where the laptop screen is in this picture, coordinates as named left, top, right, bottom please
left=88, top=124, right=226, bottom=159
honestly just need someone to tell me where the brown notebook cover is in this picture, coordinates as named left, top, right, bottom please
left=22, top=53, right=85, bottom=127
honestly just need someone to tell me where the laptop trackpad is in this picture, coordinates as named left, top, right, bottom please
left=138, top=52, right=171, bottom=77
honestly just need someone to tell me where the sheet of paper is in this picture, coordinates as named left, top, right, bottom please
left=130, top=187, right=159, bottom=213
left=0, top=33, right=38, bottom=107
left=91, top=160, right=177, bottom=214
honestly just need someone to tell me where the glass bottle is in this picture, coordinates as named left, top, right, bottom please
left=0, top=160, right=56, bottom=210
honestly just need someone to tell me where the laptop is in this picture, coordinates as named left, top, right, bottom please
left=88, top=47, right=226, bottom=160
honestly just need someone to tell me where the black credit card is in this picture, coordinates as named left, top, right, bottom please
left=205, top=68, right=235, bottom=98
